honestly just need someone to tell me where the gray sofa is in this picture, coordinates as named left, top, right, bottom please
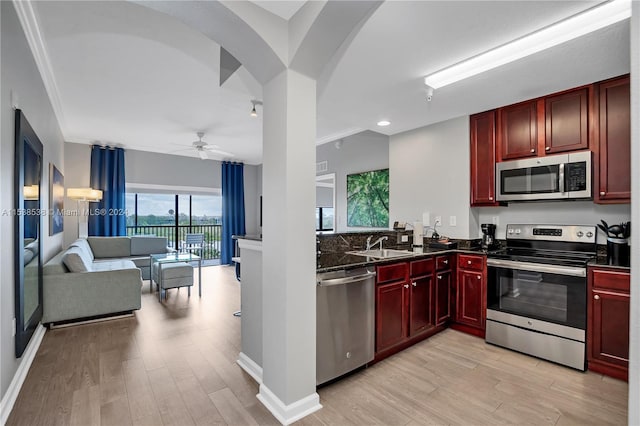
left=42, top=236, right=173, bottom=323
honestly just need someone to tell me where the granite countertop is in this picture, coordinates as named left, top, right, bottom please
left=588, top=256, right=631, bottom=272
left=317, top=246, right=488, bottom=273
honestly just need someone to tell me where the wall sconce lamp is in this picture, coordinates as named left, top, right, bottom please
left=250, top=100, right=263, bottom=117
left=67, top=187, right=103, bottom=202
left=23, top=185, right=39, bottom=201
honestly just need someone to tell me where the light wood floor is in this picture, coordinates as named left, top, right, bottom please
left=8, top=265, right=628, bottom=425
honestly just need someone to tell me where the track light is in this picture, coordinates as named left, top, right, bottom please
left=250, top=100, right=263, bottom=117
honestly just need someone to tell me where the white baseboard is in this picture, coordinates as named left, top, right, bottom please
left=0, top=324, right=46, bottom=425
left=257, top=384, right=322, bottom=425
left=236, top=352, right=263, bottom=384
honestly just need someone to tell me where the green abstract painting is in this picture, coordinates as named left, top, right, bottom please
left=347, top=168, right=389, bottom=227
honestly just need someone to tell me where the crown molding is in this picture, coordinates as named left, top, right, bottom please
left=12, top=0, right=68, bottom=135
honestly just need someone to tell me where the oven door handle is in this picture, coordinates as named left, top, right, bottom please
left=486, top=258, right=586, bottom=277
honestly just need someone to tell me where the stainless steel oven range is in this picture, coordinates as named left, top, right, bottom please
left=486, top=224, right=597, bottom=370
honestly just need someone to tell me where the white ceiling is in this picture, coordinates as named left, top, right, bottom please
left=30, top=1, right=630, bottom=165
left=250, top=0, right=307, bottom=20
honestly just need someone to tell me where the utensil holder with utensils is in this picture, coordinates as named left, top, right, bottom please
left=607, top=237, right=630, bottom=267
left=598, top=220, right=631, bottom=266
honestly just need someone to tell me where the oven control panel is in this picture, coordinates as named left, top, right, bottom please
left=506, top=224, right=597, bottom=243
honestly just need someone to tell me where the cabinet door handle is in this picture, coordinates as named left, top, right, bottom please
left=443, top=260, right=448, bottom=264
left=404, top=284, right=409, bottom=289
left=412, top=282, right=417, bottom=287
left=477, top=275, right=481, bottom=280
left=489, top=196, right=493, bottom=201
left=530, top=148, right=535, bottom=153
left=437, top=275, right=442, bottom=280
left=600, top=191, right=606, bottom=196
left=467, top=260, right=472, bottom=265
left=594, top=294, right=600, bottom=300
left=545, top=146, right=550, bottom=151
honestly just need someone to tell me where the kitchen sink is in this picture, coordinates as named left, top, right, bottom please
left=347, top=249, right=414, bottom=259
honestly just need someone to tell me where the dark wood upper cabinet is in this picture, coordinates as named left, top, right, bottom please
left=498, top=100, right=538, bottom=161
left=595, top=75, right=630, bottom=203
left=470, top=111, right=497, bottom=206
left=587, top=267, right=630, bottom=381
left=545, top=87, right=589, bottom=154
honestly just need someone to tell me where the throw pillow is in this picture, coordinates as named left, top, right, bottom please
left=62, top=247, right=92, bottom=272
left=69, top=239, right=95, bottom=261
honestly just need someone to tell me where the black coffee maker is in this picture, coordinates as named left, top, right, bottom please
left=481, top=223, right=498, bottom=250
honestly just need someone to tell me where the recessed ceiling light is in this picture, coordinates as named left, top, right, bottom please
left=424, top=0, right=631, bottom=89
left=377, top=120, right=391, bottom=127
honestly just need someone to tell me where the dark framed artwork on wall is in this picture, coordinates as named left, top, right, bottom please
left=49, top=163, right=64, bottom=235
left=346, top=168, right=389, bottom=228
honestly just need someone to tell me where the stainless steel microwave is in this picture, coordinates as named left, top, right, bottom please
left=496, top=151, right=591, bottom=201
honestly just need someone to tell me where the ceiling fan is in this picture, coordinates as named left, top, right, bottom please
left=174, top=132, right=235, bottom=160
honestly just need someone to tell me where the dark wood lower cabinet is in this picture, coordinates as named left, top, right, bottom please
left=375, top=254, right=484, bottom=361
left=587, top=267, right=630, bottom=381
left=451, top=253, right=486, bottom=338
left=375, top=259, right=441, bottom=361
left=375, top=281, right=407, bottom=353
left=455, top=269, right=485, bottom=329
left=435, top=271, right=451, bottom=326
left=409, top=274, right=434, bottom=335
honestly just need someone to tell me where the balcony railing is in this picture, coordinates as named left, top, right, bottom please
left=126, top=224, right=222, bottom=260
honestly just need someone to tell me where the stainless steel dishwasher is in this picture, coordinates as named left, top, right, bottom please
left=316, top=267, right=376, bottom=385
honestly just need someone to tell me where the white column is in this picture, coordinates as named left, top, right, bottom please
left=628, top=1, right=639, bottom=424
left=236, top=238, right=263, bottom=384
left=258, top=69, right=321, bottom=424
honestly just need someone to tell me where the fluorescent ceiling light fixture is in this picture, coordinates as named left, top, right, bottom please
left=377, top=120, right=391, bottom=127
left=424, top=0, right=631, bottom=89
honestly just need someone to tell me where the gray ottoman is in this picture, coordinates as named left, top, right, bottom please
left=152, top=262, right=193, bottom=301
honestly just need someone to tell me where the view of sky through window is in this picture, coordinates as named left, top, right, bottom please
left=126, top=193, right=222, bottom=227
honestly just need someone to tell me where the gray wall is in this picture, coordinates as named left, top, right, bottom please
left=63, top=143, right=262, bottom=244
left=1, top=1, right=65, bottom=399
left=390, top=116, right=474, bottom=239
left=476, top=202, right=630, bottom=244
left=316, top=131, right=389, bottom=232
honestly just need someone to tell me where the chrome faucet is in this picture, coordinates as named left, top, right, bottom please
left=366, top=235, right=388, bottom=250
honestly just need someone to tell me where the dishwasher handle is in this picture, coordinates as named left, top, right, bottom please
left=317, top=270, right=376, bottom=287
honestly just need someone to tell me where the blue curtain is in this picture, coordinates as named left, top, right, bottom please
left=88, top=146, right=126, bottom=236
left=221, top=161, right=246, bottom=264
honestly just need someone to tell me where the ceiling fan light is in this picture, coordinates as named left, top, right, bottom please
left=198, top=149, right=208, bottom=160
left=250, top=106, right=257, bottom=117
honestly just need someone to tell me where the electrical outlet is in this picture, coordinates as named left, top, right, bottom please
left=434, top=216, right=442, bottom=226
left=449, top=216, right=457, bottom=226
left=492, top=216, right=499, bottom=225
left=12, top=318, right=16, bottom=337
